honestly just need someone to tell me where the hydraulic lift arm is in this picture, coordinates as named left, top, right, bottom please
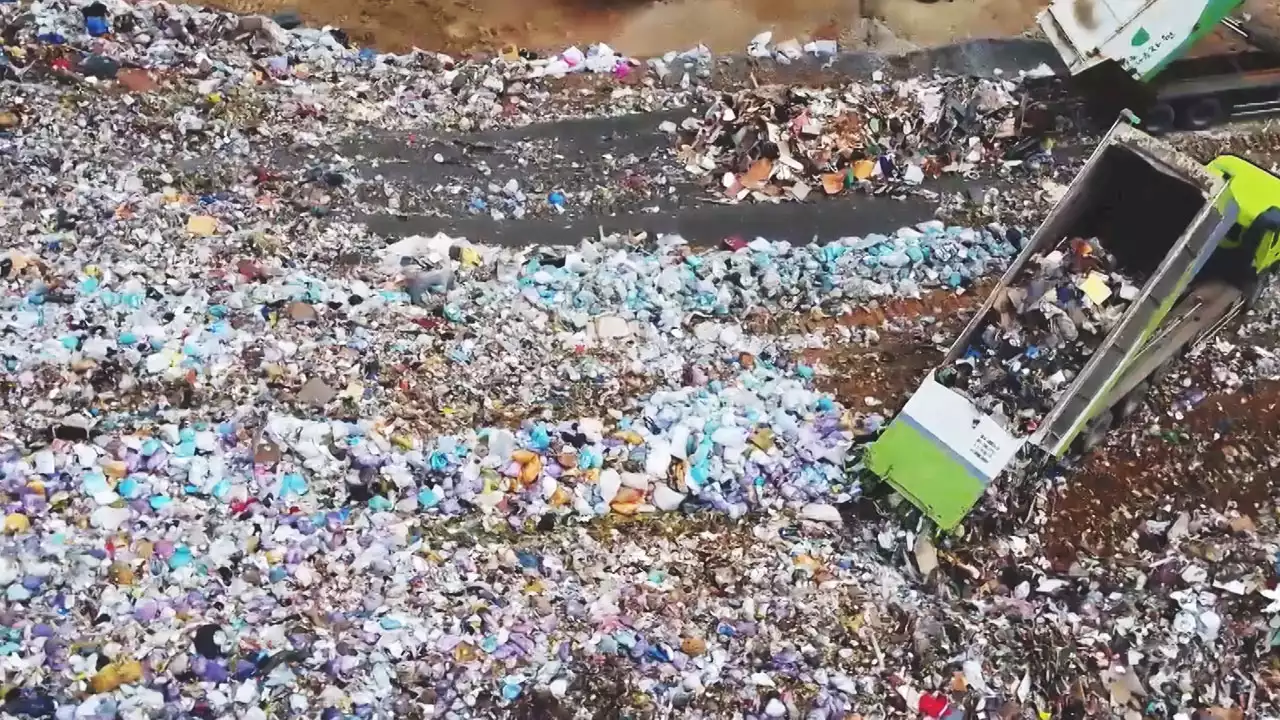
left=1238, top=207, right=1280, bottom=304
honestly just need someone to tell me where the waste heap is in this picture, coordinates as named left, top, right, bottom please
left=5, top=202, right=1277, bottom=718
left=938, top=237, right=1145, bottom=436
left=0, top=0, right=673, bottom=139
left=676, top=75, right=1038, bottom=203
left=0, top=194, right=1030, bottom=720
left=1, top=0, right=1279, bottom=717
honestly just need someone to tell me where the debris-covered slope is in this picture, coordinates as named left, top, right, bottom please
left=1, top=2, right=1280, bottom=719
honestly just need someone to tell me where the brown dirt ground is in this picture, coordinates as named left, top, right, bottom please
left=801, top=284, right=987, bottom=409
left=210, top=0, right=1048, bottom=56
left=206, top=0, right=1280, bottom=67
left=1196, top=0, right=1280, bottom=55
left=1046, top=379, right=1280, bottom=560
left=210, top=0, right=1280, bottom=61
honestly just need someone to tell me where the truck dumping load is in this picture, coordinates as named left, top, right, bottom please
left=938, top=237, right=1146, bottom=437
left=868, top=121, right=1235, bottom=530
left=936, top=139, right=1209, bottom=436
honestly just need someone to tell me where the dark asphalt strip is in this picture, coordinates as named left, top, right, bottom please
left=362, top=191, right=945, bottom=246
left=360, top=142, right=1094, bottom=246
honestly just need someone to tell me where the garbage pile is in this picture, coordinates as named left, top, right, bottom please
left=2, top=1, right=1280, bottom=717
left=744, top=30, right=839, bottom=62
left=0, top=220, right=1010, bottom=717
left=939, top=237, right=1145, bottom=435
left=0, top=0, right=684, bottom=138
left=0, top=221, right=1019, bottom=446
left=0, top=55, right=1039, bottom=700
left=5, top=187, right=1279, bottom=716
left=676, top=76, right=1031, bottom=203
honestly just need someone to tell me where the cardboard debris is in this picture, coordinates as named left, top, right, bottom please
left=186, top=215, right=217, bottom=236
left=677, top=77, right=1025, bottom=205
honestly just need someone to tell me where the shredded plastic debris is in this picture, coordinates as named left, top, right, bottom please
left=1, top=0, right=1280, bottom=717
left=678, top=76, right=1034, bottom=203
left=941, top=238, right=1146, bottom=435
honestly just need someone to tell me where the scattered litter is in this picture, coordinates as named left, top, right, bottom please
left=0, top=1, right=1276, bottom=718
left=939, top=237, right=1145, bottom=435
left=676, top=76, right=1033, bottom=203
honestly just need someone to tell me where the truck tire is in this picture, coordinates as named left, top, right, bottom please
left=1115, top=380, right=1150, bottom=421
left=1074, top=410, right=1114, bottom=455
left=1183, top=97, right=1225, bottom=130
left=1142, top=103, right=1176, bottom=134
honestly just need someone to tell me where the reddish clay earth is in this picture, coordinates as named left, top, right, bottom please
left=210, top=0, right=1041, bottom=56
left=209, top=0, right=1280, bottom=58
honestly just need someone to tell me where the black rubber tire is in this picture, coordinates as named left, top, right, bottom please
left=1141, top=103, right=1176, bottom=134
left=1074, top=410, right=1114, bottom=455
left=1183, top=97, right=1225, bottom=130
left=1115, top=380, right=1150, bottom=422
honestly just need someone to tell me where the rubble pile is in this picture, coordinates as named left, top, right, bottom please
left=676, top=76, right=1036, bottom=204
left=0, top=0, right=1278, bottom=717
left=0, top=0, right=690, bottom=139
left=940, top=237, right=1146, bottom=435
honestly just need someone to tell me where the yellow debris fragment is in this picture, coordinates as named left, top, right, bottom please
left=3, top=513, right=29, bottom=533
left=185, top=215, right=217, bottom=236
left=90, top=659, right=143, bottom=693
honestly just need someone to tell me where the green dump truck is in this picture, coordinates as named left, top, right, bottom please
left=1037, top=0, right=1280, bottom=132
left=866, top=117, right=1280, bottom=530
left=1037, top=0, right=1246, bottom=82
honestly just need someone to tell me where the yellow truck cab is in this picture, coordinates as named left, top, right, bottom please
left=1206, top=155, right=1280, bottom=304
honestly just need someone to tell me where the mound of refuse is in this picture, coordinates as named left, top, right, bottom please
left=0, top=0, right=1277, bottom=717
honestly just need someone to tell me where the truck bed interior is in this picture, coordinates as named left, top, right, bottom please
left=1043, top=144, right=1205, bottom=277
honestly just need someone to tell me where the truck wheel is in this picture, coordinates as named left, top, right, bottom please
left=1142, top=103, right=1176, bottom=134
left=1074, top=410, right=1114, bottom=455
left=1115, top=381, right=1150, bottom=421
left=1183, top=97, right=1225, bottom=130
